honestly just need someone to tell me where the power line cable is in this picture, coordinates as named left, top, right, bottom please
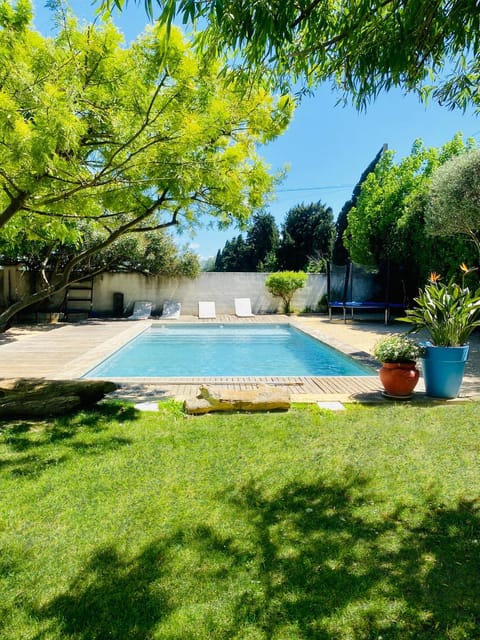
left=276, top=184, right=353, bottom=193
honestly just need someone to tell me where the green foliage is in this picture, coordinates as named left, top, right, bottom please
left=245, top=211, right=280, bottom=271
left=213, top=249, right=223, bottom=271
left=305, top=256, right=327, bottom=273
left=214, top=212, right=279, bottom=272
left=0, top=0, right=31, bottom=28
left=373, top=333, right=424, bottom=363
left=345, top=134, right=479, bottom=299
left=215, top=202, right=334, bottom=273
left=0, top=228, right=200, bottom=279
left=0, top=2, right=292, bottom=327
left=265, top=270, right=307, bottom=313
left=426, top=150, right=480, bottom=260
left=257, top=249, right=278, bottom=272
left=401, top=269, right=480, bottom=346
left=94, top=231, right=201, bottom=278
left=214, top=235, right=249, bottom=272
left=277, top=201, right=335, bottom=271
left=103, top=0, right=480, bottom=112
left=332, top=144, right=387, bottom=265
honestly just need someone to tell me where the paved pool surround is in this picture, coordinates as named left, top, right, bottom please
left=1, top=315, right=480, bottom=402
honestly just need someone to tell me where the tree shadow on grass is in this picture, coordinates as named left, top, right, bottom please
left=34, top=545, right=172, bottom=640
left=27, top=477, right=480, bottom=639
left=0, top=403, right=138, bottom=478
left=32, top=529, right=253, bottom=640
left=218, top=478, right=480, bottom=639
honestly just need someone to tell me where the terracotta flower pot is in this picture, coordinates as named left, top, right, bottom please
left=379, top=361, right=419, bottom=399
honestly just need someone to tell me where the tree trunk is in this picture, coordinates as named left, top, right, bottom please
left=0, top=379, right=118, bottom=418
left=184, top=384, right=291, bottom=414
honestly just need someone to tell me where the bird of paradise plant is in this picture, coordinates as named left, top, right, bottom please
left=400, top=266, right=480, bottom=346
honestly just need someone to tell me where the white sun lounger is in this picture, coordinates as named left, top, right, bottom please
left=234, top=298, right=254, bottom=317
left=127, top=300, right=153, bottom=320
left=161, top=300, right=181, bottom=319
left=198, top=301, right=216, bottom=318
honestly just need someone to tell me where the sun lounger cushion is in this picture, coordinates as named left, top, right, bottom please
left=127, top=300, right=153, bottom=320
left=234, top=298, right=254, bottom=317
left=161, top=301, right=181, bottom=319
left=198, top=301, right=216, bottom=318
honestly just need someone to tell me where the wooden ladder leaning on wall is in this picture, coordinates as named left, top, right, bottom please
left=63, top=277, right=94, bottom=321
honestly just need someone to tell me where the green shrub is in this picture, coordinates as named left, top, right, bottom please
left=265, top=271, right=308, bottom=313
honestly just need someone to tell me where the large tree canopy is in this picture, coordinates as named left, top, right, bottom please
left=1, top=227, right=200, bottom=279
left=332, top=144, right=387, bottom=265
left=277, top=201, right=335, bottom=271
left=104, top=0, right=480, bottom=111
left=0, top=0, right=292, bottom=327
left=426, top=150, right=480, bottom=259
left=345, top=134, right=478, bottom=298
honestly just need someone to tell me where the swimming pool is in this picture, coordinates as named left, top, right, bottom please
left=84, top=323, right=374, bottom=378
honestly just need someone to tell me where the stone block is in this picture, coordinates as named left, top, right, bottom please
left=184, top=384, right=291, bottom=414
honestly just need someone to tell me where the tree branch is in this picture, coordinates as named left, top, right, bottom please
left=291, top=0, right=324, bottom=29
left=0, top=190, right=29, bottom=228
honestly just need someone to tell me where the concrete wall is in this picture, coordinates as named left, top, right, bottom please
left=0, top=267, right=32, bottom=308
left=93, top=269, right=376, bottom=316
left=0, top=267, right=377, bottom=317
left=93, top=272, right=331, bottom=315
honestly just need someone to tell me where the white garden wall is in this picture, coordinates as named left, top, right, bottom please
left=92, top=269, right=376, bottom=316
left=0, top=267, right=377, bottom=317
left=93, top=272, right=328, bottom=315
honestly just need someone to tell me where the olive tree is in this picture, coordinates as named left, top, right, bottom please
left=426, top=150, right=480, bottom=261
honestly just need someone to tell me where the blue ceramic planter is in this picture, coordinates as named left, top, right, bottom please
left=421, top=344, right=469, bottom=399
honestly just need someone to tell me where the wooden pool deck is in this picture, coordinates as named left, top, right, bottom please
left=1, top=315, right=480, bottom=403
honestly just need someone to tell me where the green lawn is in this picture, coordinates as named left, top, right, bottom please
left=1, top=401, right=480, bottom=639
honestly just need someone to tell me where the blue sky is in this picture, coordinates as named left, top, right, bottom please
left=32, top=1, right=480, bottom=260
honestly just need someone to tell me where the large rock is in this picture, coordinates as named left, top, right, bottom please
left=184, top=384, right=291, bottom=415
left=0, top=379, right=118, bottom=418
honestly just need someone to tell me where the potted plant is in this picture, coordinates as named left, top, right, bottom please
left=400, top=266, right=480, bottom=398
left=373, top=333, right=424, bottom=398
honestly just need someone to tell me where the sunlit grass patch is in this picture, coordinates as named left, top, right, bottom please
left=1, top=401, right=479, bottom=639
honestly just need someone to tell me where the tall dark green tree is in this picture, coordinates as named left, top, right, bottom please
left=214, top=249, right=223, bottom=271
left=216, top=235, right=250, bottom=271
left=245, top=212, right=280, bottom=271
left=332, top=144, right=387, bottom=265
left=277, top=202, right=335, bottom=271
left=214, top=212, right=280, bottom=271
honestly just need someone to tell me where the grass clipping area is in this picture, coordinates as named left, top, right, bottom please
left=1, top=401, right=480, bottom=639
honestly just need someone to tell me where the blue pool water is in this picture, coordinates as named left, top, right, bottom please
left=84, top=324, right=373, bottom=378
